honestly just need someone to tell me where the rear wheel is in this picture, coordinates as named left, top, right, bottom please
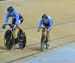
left=17, top=31, right=26, bottom=49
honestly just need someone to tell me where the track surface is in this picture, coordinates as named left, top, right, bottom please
left=24, top=42, right=75, bottom=63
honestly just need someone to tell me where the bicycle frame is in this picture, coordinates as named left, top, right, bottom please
left=7, top=24, right=19, bottom=39
left=41, top=28, right=49, bottom=51
left=4, top=24, right=26, bottom=49
left=7, top=24, right=15, bottom=38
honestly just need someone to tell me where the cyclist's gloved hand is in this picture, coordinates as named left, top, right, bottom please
left=2, top=24, right=6, bottom=29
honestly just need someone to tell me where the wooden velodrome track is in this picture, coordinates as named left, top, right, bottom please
left=0, top=0, right=75, bottom=63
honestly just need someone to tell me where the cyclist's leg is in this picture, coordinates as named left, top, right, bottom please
left=46, top=28, right=50, bottom=47
left=41, top=25, right=45, bottom=36
left=12, top=18, right=23, bottom=38
left=12, top=18, right=16, bottom=24
left=12, top=18, right=16, bottom=38
left=46, top=30, right=50, bottom=41
left=40, top=26, right=46, bottom=51
left=16, top=24, right=23, bottom=33
left=16, top=16, right=23, bottom=33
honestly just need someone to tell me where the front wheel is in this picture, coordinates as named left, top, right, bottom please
left=41, top=32, right=45, bottom=51
left=4, top=30, right=13, bottom=49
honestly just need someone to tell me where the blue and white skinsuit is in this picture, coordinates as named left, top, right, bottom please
left=37, top=16, right=53, bottom=31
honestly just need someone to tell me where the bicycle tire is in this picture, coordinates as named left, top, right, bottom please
left=41, top=32, right=45, bottom=51
left=17, top=32, right=26, bottom=49
left=4, top=30, right=13, bottom=49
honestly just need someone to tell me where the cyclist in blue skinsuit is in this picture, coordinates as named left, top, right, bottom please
left=37, top=14, right=53, bottom=47
left=2, top=6, right=23, bottom=33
